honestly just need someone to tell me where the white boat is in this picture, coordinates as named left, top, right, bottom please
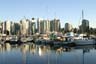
left=73, top=34, right=95, bottom=45
left=73, top=39, right=95, bottom=45
left=64, top=33, right=96, bottom=45
left=21, top=37, right=27, bottom=43
left=26, top=37, right=34, bottom=42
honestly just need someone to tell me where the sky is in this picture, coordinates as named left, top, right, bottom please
left=0, top=0, right=96, bottom=28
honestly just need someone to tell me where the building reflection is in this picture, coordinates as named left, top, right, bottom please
left=20, top=44, right=29, bottom=64
left=0, top=43, right=96, bottom=64
left=0, top=43, right=11, bottom=52
left=56, top=47, right=63, bottom=54
left=52, top=46, right=72, bottom=55
left=5, top=43, right=11, bottom=51
left=82, top=48, right=90, bottom=64
left=0, top=43, right=12, bottom=52
left=0, top=44, right=3, bottom=52
left=29, top=44, right=36, bottom=54
left=21, top=44, right=29, bottom=54
left=0, top=43, right=96, bottom=53
left=38, top=45, right=50, bottom=56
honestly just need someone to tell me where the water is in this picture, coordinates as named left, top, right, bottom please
left=0, top=43, right=96, bottom=64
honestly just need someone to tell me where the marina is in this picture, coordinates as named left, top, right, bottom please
left=0, top=0, right=96, bottom=64
left=0, top=33, right=96, bottom=46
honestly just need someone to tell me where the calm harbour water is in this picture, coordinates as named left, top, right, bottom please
left=0, top=43, right=96, bottom=64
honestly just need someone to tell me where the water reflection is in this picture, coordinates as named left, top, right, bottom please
left=21, top=44, right=29, bottom=54
left=0, top=43, right=96, bottom=64
left=5, top=43, right=11, bottom=51
left=29, top=44, right=36, bottom=54
left=38, top=46, right=50, bottom=56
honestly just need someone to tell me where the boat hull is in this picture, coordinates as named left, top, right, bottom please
left=73, top=39, right=95, bottom=45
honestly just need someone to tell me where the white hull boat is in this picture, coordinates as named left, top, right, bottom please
left=73, top=39, right=95, bottom=45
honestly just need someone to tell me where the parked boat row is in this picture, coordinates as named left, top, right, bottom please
left=0, top=33, right=96, bottom=46
left=0, top=36, right=34, bottom=45
left=35, top=33, right=96, bottom=46
left=65, top=33, right=96, bottom=45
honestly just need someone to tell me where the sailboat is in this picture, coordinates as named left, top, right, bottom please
left=73, top=10, right=95, bottom=45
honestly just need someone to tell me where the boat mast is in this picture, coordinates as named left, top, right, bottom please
left=82, top=10, right=84, bottom=34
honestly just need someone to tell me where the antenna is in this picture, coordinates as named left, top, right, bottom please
left=46, top=6, right=48, bottom=19
left=24, top=16, right=26, bottom=20
left=53, top=11, right=57, bottom=20
left=82, top=10, right=84, bottom=20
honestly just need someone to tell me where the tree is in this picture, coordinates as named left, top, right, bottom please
left=61, top=28, right=64, bottom=34
left=73, top=28, right=78, bottom=33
